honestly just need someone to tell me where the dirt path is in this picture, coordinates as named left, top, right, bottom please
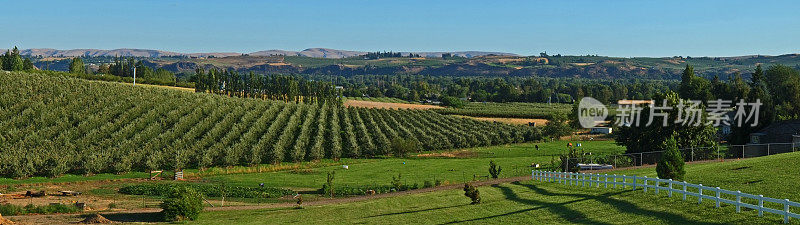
left=6, top=176, right=531, bottom=224
left=344, top=100, right=442, bottom=110
left=7, top=159, right=738, bottom=224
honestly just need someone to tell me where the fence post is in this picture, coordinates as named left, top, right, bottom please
left=715, top=187, right=721, bottom=208
left=583, top=173, right=587, bottom=187
left=742, top=145, right=745, bottom=158
left=758, top=195, right=764, bottom=217
left=785, top=199, right=791, bottom=224
left=632, top=175, right=637, bottom=191
left=639, top=153, right=643, bottom=166
left=716, top=145, right=720, bottom=160
left=768, top=144, right=770, bottom=156
left=682, top=181, right=686, bottom=200
left=559, top=172, right=563, bottom=184
left=604, top=174, right=608, bottom=188
left=698, top=184, right=704, bottom=204
left=668, top=179, right=673, bottom=197
left=568, top=172, right=572, bottom=186
left=691, top=147, right=694, bottom=162
left=643, top=176, right=648, bottom=193
left=655, top=179, right=660, bottom=194
left=736, top=191, right=741, bottom=213
left=622, top=176, right=626, bottom=189
left=597, top=174, right=603, bottom=188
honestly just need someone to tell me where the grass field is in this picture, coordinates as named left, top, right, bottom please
left=201, top=140, right=624, bottom=190
left=188, top=152, right=800, bottom=225
left=613, top=151, right=800, bottom=201
left=190, top=180, right=781, bottom=224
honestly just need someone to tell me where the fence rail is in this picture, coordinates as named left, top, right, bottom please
left=532, top=170, right=798, bottom=224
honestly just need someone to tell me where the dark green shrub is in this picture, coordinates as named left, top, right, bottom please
left=391, top=173, right=403, bottom=191
left=423, top=180, right=434, bottom=188
left=463, top=183, right=480, bottom=204
left=488, top=160, right=502, bottom=179
left=119, top=183, right=293, bottom=199
left=322, top=171, right=335, bottom=197
left=160, top=187, right=204, bottom=221
left=390, top=138, right=421, bottom=157
left=656, top=136, right=685, bottom=180
left=440, top=96, right=465, bottom=108
left=0, top=203, right=80, bottom=216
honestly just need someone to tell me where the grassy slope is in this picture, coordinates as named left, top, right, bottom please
left=192, top=180, right=781, bottom=224
left=613, top=151, right=800, bottom=201
left=202, top=140, right=623, bottom=189
left=192, top=151, right=800, bottom=225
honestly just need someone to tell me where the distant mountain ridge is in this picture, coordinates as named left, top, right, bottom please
left=11, top=47, right=519, bottom=58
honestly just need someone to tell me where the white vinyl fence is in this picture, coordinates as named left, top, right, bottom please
left=532, top=170, right=799, bottom=224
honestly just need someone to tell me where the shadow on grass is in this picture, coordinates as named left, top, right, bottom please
left=441, top=183, right=609, bottom=225
left=443, top=182, right=729, bottom=225
left=519, top=182, right=726, bottom=225
left=100, top=211, right=163, bottom=223
left=362, top=204, right=467, bottom=218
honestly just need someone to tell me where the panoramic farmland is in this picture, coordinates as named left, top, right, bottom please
left=3, top=1, right=800, bottom=225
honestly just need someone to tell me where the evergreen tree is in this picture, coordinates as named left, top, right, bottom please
left=2, top=50, right=11, bottom=71
left=7, top=47, right=24, bottom=71
left=69, top=57, right=86, bottom=74
left=22, top=58, right=34, bottom=70
left=656, top=135, right=685, bottom=180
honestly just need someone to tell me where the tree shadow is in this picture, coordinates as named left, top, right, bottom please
left=518, top=182, right=727, bottom=225
left=441, top=184, right=609, bottom=225
left=100, top=211, right=163, bottom=223
left=362, top=204, right=466, bottom=218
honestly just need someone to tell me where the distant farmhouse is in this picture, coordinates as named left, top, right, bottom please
left=749, top=120, right=800, bottom=144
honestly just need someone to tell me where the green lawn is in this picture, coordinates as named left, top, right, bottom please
left=201, top=140, right=624, bottom=189
left=611, top=151, right=800, bottom=201
left=191, top=180, right=783, bottom=224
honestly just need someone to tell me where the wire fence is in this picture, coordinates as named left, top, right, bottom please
left=532, top=170, right=799, bottom=224
left=567, top=142, right=800, bottom=171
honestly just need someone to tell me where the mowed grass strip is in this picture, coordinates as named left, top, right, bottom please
left=613, top=151, right=800, bottom=201
left=201, top=141, right=624, bottom=189
left=190, top=181, right=779, bottom=224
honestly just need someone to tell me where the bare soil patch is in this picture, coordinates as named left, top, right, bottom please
left=344, top=100, right=442, bottom=110
left=415, top=150, right=478, bottom=158
left=455, top=116, right=547, bottom=126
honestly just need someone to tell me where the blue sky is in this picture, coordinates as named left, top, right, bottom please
left=1, top=0, right=798, bottom=57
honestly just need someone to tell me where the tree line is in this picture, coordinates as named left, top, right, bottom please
left=1, top=46, right=35, bottom=71
left=194, top=68, right=340, bottom=104
left=306, top=74, right=675, bottom=104
left=615, top=63, right=800, bottom=159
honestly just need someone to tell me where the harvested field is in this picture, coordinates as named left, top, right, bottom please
left=344, top=100, right=442, bottom=110
left=455, top=115, right=548, bottom=126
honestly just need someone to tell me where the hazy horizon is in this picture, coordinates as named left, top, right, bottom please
left=2, top=0, right=799, bottom=57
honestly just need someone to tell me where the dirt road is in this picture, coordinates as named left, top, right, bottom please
left=6, top=175, right=531, bottom=224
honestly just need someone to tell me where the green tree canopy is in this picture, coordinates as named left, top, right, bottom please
left=69, top=57, right=86, bottom=74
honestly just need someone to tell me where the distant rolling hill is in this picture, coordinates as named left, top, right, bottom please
left=12, top=47, right=518, bottom=59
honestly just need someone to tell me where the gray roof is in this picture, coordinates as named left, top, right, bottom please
left=753, top=120, right=800, bottom=143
